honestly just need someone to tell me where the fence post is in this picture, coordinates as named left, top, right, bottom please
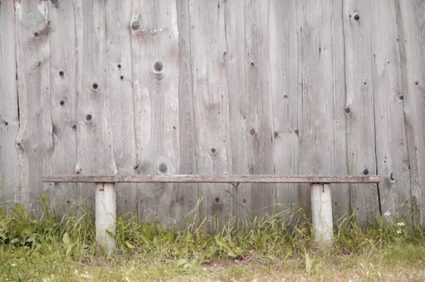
left=311, top=183, right=333, bottom=247
left=95, top=182, right=116, bottom=252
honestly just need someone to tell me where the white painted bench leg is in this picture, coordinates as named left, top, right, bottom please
left=311, top=183, right=333, bottom=247
left=95, top=183, right=116, bottom=253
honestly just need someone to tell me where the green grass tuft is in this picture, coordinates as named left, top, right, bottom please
left=1, top=197, right=425, bottom=281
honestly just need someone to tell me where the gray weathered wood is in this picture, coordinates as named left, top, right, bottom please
left=47, top=0, right=78, bottom=214
left=370, top=0, right=411, bottom=221
left=396, top=0, right=425, bottom=225
left=15, top=0, right=52, bottom=213
left=130, top=0, right=181, bottom=223
left=0, top=0, right=20, bottom=208
left=105, top=0, right=138, bottom=216
left=269, top=0, right=300, bottom=214
left=243, top=0, right=276, bottom=216
left=74, top=0, right=117, bottom=210
left=343, top=0, right=380, bottom=223
left=43, top=174, right=380, bottom=184
left=189, top=0, right=233, bottom=224
left=176, top=0, right=200, bottom=223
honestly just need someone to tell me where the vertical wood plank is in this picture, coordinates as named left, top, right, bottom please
left=47, top=0, right=78, bottom=213
left=269, top=0, right=300, bottom=214
left=370, top=0, right=411, bottom=221
left=130, top=0, right=181, bottom=223
left=243, top=0, right=275, bottom=216
left=224, top=0, right=249, bottom=219
left=0, top=0, right=20, bottom=207
left=396, top=0, right=425, bottom=225
left=176, top=0, right=200, bottom=223
left=297, top=0, right=349, bottom=220
left=75, top=0, right=117, bottom=210
left=15, top=0, right=52, bottom=212
left=105, top=0, right=138, bottom=216
left=189, top=0, right=232, bottom=225
left=343, top=0, right=380, bottom=223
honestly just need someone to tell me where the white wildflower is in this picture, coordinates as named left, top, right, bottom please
left=396, top=229, right=402, bottom=234
left=11, top=263, right=16, bottom=267
left=384, top=210, right=391, bottom=217
left=397, top=222, right=405, bottom=227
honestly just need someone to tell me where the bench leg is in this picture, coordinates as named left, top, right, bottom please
left=311, top=183, right=333, bottom=247
left=95, top=183, right=116, bottom=253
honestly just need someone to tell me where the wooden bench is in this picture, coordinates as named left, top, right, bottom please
left=42, top=175, right=380, bottom=252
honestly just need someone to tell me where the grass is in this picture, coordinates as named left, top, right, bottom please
left=1, top=196, right=425, bottom=281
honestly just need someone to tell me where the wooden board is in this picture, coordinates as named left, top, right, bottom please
left=189, top=0, right=233, bottom=225
left=104, top=0, right=138, bottom=216
left=397, top=0, right=425, bottom=225
left=0, top=0, right=20, bottom=208
left=130, top=0, right=181, bottom=223
left=370, top=0, right=411, bottom=221
left=47, top=0, right=78, bottom=214
left=42, top=175, right=380, bottom=184
left=74, top=0, right=117, bottom=210
left=343, top=0, right=380, bottom=223
left=15, top=0, right=52, bottom=213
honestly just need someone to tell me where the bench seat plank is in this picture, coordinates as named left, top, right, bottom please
left=42, top=175, right=380, bottom=184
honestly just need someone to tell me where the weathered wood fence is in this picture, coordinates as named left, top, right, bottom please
left=1, top=0, right=424, bottom=225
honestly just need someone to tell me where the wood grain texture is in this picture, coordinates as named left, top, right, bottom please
left=42, top=175, right=381, bottom=184
left=47, top=0, right=78, bottom=213
left=269, top=0, right=300, bottom=213
left=243, top=0, right=276, bottom=216
left=370, top=0, right=411, bottom=221
left=176, top=0, right=200, bottom=223
left=0, top=0, right=20, bottom=208
left=397, top=0, right=425, bottom=225
left=343, top=0, right=380, bottom=223
left=189, top=0, right=233, bottom=224
left=1, top=0, right=424, bottom=226
left=130, top=0, right=181, bottom=222
left=74, top=0, right=117, bottom=210
left=105, top=0, right=138, bottom=216
left=15, top=0, right=52, bottom=213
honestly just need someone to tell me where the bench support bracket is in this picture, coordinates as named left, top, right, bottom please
left=311, top=183, right=333, bottom=247
left=95, top=183, right=116, bottom=253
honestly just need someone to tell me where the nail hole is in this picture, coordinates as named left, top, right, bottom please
left=250, top=61, right=255, bottom=66
left=59, top=70, right=64, bottom=77
left=363, top=82, right=367, bottom=85
left=59, top=100, right=65, bottom=106
left=344, top=107, right=350, bottom=113
left=4, top=121, right=8, bottom=126
left=390, top=172, right=395, bottom=181
left=34, top=32, right=39, bottom=37
left=363, top=168, right=369, bottom=175
left=120, top=75, right=124, bottom=80
left=415, top=81, right=419, bottom=85
left=210, top=148, right=216, bottom=154
left=131, top=21, right=140, bottom=31
left=294, top=129, right=299, bottom=135
left=153, top=61, right=164, bottom=72
left=399, top=95, right=404, bottom=100
left=158, top=163, right=167, bottom=173
left=85, top=114, right=92, bottom=122
left=274, top=131, right=279, bottom=138
left=250, top=128, right=256, bottom=135
left=215, top=197, right=220, bottom=203
left=117, top=64, right=122, bottom=69
left=353, top=13, right=360, bottom=21
left=92, top=83, right=98, bottom=90
left=243, top=199, right=247, bottom=203
left=72, top=124, right=77, bottom=130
